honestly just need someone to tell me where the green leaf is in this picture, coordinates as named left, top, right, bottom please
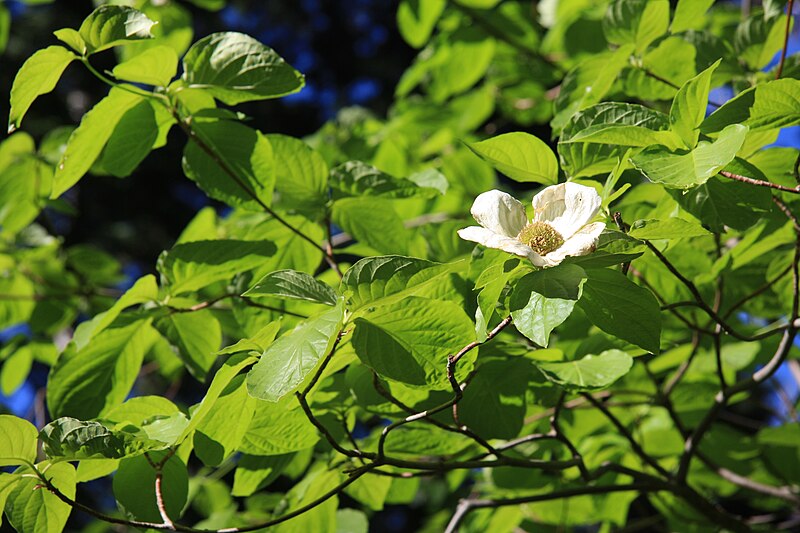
left=336, top=509, right=369, bottom=533
left=156, top=310, right=222, bottom=380
left=51, top=88, right=143, bottom=198
left=397, top=0, right=445, bottom=48
left=701, top=79, right=800, bottom=133
left=113, top=451, right=187, bottom=522
left=274, top=467, right=340, bottom=533
left=232, top=453, right=294, bottom=496
left=112, top=45, right=178, bottom=86
left=558, top=102, right=669, bottom=178
left=8, top=46, right=77, bottom=133
left=671, top=0, right=714, bottom=33
left=735, top=14, right=786, bottom=70
left=561, top=125, right=679, bottom=149
left=427, top=26, right=495, bottom=102
left=0, top=473, right=20, bottom=528
left=352, top=296, right=475, bottom=388
left=341, top=255, right=460, bottom=312
left=536, top=350, right=633, bottom=391
left=240, top=401, right=320, bottom=455
left=466, top=132, right=558, bottom=185
left=181, top=31, right=304, bottom=105
left=345, top=474, right=392, bottom=511
left=244, top=270, right=338, bottom=306
left=246, top=303, right=344, bottom=402
left=0, top=5, right=9, bottom=54
left=158, top=239, right=276, bottom=295
left=0, top=415, right=38, bottom=467
left=79, top=5, right=156, bottom=54
left=631, top=124, right=748, bottom=189
left=6, top=462, right=75, bottom=533
left=182, top=120, right=275, bottom=210
left=330, top=161, right=440, bottom=199
left=628, top=219, right=711, bottom=240
left=0, top=274, right=35, bottom=329
left=72, top=274, right=158, bottom=350
left=53, top=28, right=85, bottom=54
left=552, top=45, right=634, bottom=133
left=458, top=359, right=530, bottom=439
left=578, top=268, right=661, bottom=353
left=177, top=353, right=257, bottom=444
left=47, top=320, right=159, bottom=420
left=510, top=264, right=587, bottom=347
left=671, top=176, right=772, bottom=232
left=670, top=60, right=720, bottom=148
left=266, top=134, right=328, bottom=211
left=603, top=0, right=669, bottom=54
left=621, top=37, right=696, bottom=101
left=39, top=417, right=167, bottom=461
left=98, top=99, right=160, bottom=178
left=0, top=154, right=52, bottom=235
left=194, top=375, right=256, bottom=466
left=332, top=197, right=409, bottom=255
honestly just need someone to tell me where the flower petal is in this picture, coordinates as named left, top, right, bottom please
left=458, top=226, right=546, bottom=266
left=544, top=222, right=606, bottom=265
left=470, top=189, right=527, bottom=238
left=533, top=182, right=601, bottom=239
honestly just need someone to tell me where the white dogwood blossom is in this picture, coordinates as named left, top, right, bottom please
left=458, top=182, right=605, bottom=268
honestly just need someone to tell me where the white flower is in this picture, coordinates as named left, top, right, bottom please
left=458, top=183, right=605, bottom=268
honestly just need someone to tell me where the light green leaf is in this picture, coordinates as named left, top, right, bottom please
left=177, top=353, right=257, bottom=444
left=510, top=264, right=587, bottom=347
left=671, top=0, right=714, bottom=33
left=345, top=474, right=392, bottom=511
left=182, top=120, right=275, bottom=210
left=341, top=255, right=460, bottom=312
left=332, top=197, right=409, bottom=255
left=266, top=134, right=328, bottom=211
left=735, top=14, right=786, bottom=70
left=701, top=78, right=800, bottom=133
left=628, top=219, right=711, bottom=240
left=0, top=415, right=38, bottom=467
left=8, top=46, right=77, bottom=133
left=113, top=452, right=187, bottom=522
left=1, top=344, right=35, bottom=396
left=428, top=27, right=495, bottom=102
left=112, top=45, right=178, bottom=86
left=466, top=132, right=558, bottom=185
left=53, top=28, right=85, bottom=54
left=537, top=350, right=633, bottom=391
left=72, top=274, right=158, bottom=350
left=156, top=310, right=222, bottom=380
left=458, top=359, right=530, bottom=439
left=0, top=274, right=35, bottom=330
left=47, top=320, right=159, bottom=420
left=603, top=0, right=669, bottom=54
left=274, top=467, right=340, bottom=533
left=0, top=155, right=52, bottom=235
left=578, top=268, right=661, bottom=353
left=331, top=160, right=439, bottom=199
left=6, top=462, right=75, bottom=533
left=194, top=375, right=256, bottom=466
left=158, top=239, right=276, bottom=295
left=240, top=401, right=320, bottom=455
left=631, top=124, right=748, bottom=189
left=0, top=473, right=20, bottom=528
left=40, top=417, right=167, bottom=461
left=336, top=509, right=369, bottom=533
left=51, top=88, right=143, bottom=198
left=246, top=303, right=344, bottom=402
left=79, top=5, right=156, bottom=54
left=397, top=0, right=445, bottom=48
left=244, top=270, right=338, bottom=306
left=552, top=45, right=634, bottom=133
left=181, top=31, right=304, bottom=105
left=562, top=125, right=679, bottom=149
left=0, top=6, right=9, bottom=54
left=352, top=296, right=475, bottom=388
left=670, top=60, right=720, bottom=148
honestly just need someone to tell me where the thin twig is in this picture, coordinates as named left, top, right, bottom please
left=720, top=171, right=800, bottom=195
left=776, top=0, right=796, bottom=79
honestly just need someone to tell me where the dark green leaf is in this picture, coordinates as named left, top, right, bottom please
left=578, top=268, right=661, bottom=353
left=244, top=269, right=338, bottom=306
left=458, top=359, right=530, bottom=439
left=40, top=417, right=167, bottom=461
left=113, top=451, right=187, bottom=522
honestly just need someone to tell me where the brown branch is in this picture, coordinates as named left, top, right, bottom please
left=720, top=171, right=800, bottom=195
left=776, top=0, right=796, bottom=79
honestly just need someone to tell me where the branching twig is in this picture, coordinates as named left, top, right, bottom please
left=720, top=170, right=800, bottom=195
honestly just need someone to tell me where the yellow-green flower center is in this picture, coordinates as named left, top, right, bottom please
left=517, top=221, right=564, bottom=256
